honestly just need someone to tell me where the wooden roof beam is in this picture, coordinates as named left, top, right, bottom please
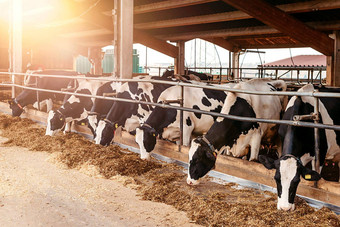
left=221, top=0, right=334, bottom=56
left=135, top=0, right=340, bottom=30
left=134, top=0, right=217, bottom=14
left=158, top=20, right=340, bottom=42
left=79, top=12, right=179, bottom=58
left=202, top=37, right=239, bottom=52
left=134, top=29, right=178, bottom=58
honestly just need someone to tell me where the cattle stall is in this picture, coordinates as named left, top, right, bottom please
left=0, top=71, right=339, bottom=211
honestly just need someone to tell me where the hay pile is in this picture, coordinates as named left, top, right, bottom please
left=0, top=113, right=338, bottom=227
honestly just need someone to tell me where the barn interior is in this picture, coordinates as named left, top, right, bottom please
left=0, top=0, right=339, bottom=215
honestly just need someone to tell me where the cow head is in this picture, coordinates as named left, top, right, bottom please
left=259, top=155, right=321, bottom=211
left=94, top=119, right=117, bottom=146
left=46, top=110, right=66, bottom=136
left=135, top=124, right=157, bottom=160
left=187, top=137, right=217, bottom=185
left=8, top=99, right=24, bottom=116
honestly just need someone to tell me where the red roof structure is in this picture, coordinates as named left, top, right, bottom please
left=261, top=55, right=326, bottom=67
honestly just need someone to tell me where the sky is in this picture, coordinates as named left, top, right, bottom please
left=131, top=39, right=321, bottom=68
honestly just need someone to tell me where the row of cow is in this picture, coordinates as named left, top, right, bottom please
left=8, top=69, right=340, bottom=212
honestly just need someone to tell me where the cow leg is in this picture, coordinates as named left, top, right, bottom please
left=249, top=131, right=262, bottom=161
left=46, top=98, right=53, bottom=112
left=183, top=125, right=194, bottom=146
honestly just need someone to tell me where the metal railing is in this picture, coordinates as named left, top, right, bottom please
left=144, top=66, right=326, bottom=85
left=1, top=71, right=339, bottom=175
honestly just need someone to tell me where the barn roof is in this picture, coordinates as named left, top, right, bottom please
left=261, top=55, right=326, bottom=67
left=1, top=0, right=340, bottom=57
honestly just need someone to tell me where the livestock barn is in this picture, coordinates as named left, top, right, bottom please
left=0, top=0, right=339, bottom=226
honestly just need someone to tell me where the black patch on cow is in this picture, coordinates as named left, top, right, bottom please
left=202, top=88, right=226, bottom=103
left=128, top=82, right=142, bottom=95
left=193, top=105, right=201, bottom=119
left=279, top=96, right=328, bottom=166
left=186, top=117, right=192, bottom=126
left=267, top=83, right=282, bottom=91
left=189, top=138, right=217, bottom=180
left=144, top=107, right=177, bottom=135
left=201, top=97, right=211, bottom=107
left=205, top=97, right=259, bottom=150
left=210, top=105, right=223, bottom=121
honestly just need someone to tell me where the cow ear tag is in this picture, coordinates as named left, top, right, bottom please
left=304, top=174, right=311, bottom=180
left=60, top=118, right=63, bottom=121
left=115, top=123, right=118, bottom=128
left=153, top=133, right=156, bottom=137
left=81, top=122, right=85, bottom=126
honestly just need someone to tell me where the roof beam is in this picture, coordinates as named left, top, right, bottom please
left=134, top=0, right=217, bottom=14
left=158, top=20, right=340, bottom=41
left=221, top=0, right=334, bottom=56
left=79, top=11, right=179, bottom=58
left=135, top=0, right=340, bottom=29
left=202, top=37, right=239, bottom=52
left=134, top=29, right=178, bottom=58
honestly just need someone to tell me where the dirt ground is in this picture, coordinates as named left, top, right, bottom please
left=0, top=114, right=338, bottom=227
left=0, top=136, right=198, bottom=227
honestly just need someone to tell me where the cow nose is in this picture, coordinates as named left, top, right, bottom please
left=278, top=204, right=295, bottom=211
left=186, top=177, right=199, bottom=185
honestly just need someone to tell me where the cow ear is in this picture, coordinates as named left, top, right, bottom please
left=259, top=155, right=276, bottom=170
left=301, top=166, right=321, bottom=181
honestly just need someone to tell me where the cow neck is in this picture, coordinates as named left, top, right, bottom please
left=14, top=99, right=24, bottom=109
left=201, top=136, right=218, bottom=158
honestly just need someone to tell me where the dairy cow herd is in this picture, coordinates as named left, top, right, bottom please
left=9, top=69, right=340, bottom=211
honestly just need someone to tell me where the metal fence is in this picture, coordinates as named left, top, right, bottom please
left=1, top=71, right=339, bottom=173
left=144, top=66, right=326, bottom=85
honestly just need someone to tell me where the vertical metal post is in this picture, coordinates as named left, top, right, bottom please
left=275, top=69, right=278, bottom=80
left=219, top=67, right=222, bottom=84
left=158, top=67, right=161, bottom=76
left=314, top=95, right=320, bottom=187
left=36, top=77, right=40, bottom=110
left=179, top=85, right=184, bottom=152
left=311, top=69, right=314, bottom=84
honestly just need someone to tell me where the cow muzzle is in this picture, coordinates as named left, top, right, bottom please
left=186, top=176, right=199, bottom=185
left=277, top=201, right=295, bottom=211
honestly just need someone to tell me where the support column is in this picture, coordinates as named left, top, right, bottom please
left=88, top=47, right=103, bottom=75
left=9, top=0, right=23, bottom=98
left=326, top=31, right=340, bottom=86
left=232, top=51, right=240, bottom=80
left=113, top=0, right=133, bottom=79
left=175, top=41, right=185, bottom=75
left=333, top=31, right=340, bottom=86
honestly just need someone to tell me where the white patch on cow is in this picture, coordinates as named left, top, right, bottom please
left=87, top=115, right=98, bottom=133
left=300, top=153, right=314, bottom=166
left=135, top=128, right=150, bottom=160
left=124, top=118, right=140, bottom=133
left=94, top=120, right=107, bottom=144
left=45, top=110, right=57, bottom=136
left=187, top=140, right=201, bottom=185
left=63, top=122, right=71, bottom=134
left=278, top=158, right=297, bottom=211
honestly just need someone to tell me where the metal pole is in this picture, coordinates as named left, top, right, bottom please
left=179, top=85, right=184, bottom=152
left=314, top=96, right=320, bottom=177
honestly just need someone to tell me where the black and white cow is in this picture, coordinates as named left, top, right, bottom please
left=94, top=77, right=174, bottom=146
left=187, top=79, right=287, bottom=185
left=161, top=70, right=213, bottom=81
left=87, top=81, right=119, bottom=137
left=259, top=84, right=340, bottom=211
left=9, top=70, right=79, bottom=116
left=135, top=84, right=231, bottom=159
left=45, top=78, right=117, bottom=136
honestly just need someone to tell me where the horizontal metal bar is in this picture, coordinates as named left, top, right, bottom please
left=2, top=83, right=340, bottom=132
left=1, top=72, right=339, bottom=98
